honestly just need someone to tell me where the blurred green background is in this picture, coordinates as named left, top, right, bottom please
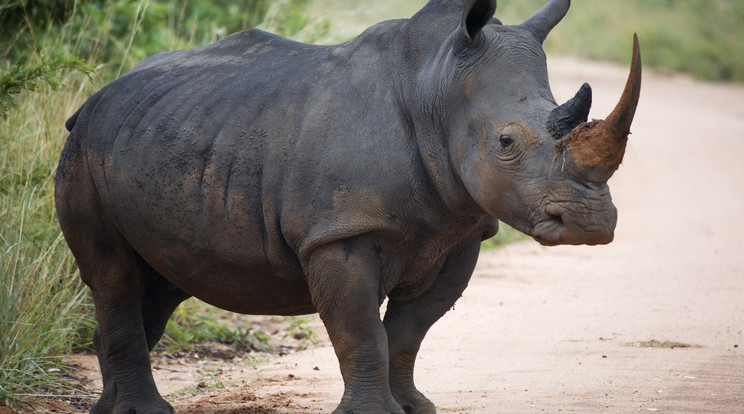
left=321, top=0, right=744, bottom=82
left=2, top=0, right=743, bottom=409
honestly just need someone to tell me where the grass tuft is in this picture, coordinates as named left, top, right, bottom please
left=159, top=299, right=273, bottom=355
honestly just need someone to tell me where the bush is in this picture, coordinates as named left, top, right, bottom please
left=0, top=54, right=93, bottom=119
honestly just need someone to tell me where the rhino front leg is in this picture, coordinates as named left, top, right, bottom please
left=383, top=241, right=481, bottom=414
left=307, top=239, right=404, bottom=414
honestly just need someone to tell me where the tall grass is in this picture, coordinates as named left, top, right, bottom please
left=0, top=67, right=95, bottom=407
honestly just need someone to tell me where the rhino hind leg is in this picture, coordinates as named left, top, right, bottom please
left=87, top=260, right=188, bottom=414
left=90, top=325, right=117, bottom=414
left=85, top=257, right=176, bottom=414
left=383, top=241, right=481, bottom=414
left=141, top=270, right=191, bottom=352
left=56, top=142, right=177, bottom=414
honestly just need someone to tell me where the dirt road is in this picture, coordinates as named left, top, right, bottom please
left=56, top=58, right=744, bottom=413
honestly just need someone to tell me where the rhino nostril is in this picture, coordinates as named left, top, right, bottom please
left=548, top=212, right=563, bottom=227
left=544, top=206, right=564, bottom=228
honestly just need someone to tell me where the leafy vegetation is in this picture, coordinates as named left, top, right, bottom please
left=0, top=54, right=93, bottom=118
left=159, top=299, right=272, bottom=354
left=1, top=0, right=742, bottom=409
left=284, top=315, right=320, bottom=350
left=481, top=223, right=529, bottom=250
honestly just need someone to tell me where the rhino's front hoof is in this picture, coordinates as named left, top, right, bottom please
left=90, top=398, right=114, bottom=414
left=332, top=397, right=405, bottom=414
left=394, top=389, right=437, bottom=414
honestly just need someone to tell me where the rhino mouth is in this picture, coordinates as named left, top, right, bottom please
left=532, top=213, right=565, bottom=246
left=530, top=204, right=616, bottom=246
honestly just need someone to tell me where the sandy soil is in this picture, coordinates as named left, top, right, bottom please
left=27, top=58, right=744, bottom=413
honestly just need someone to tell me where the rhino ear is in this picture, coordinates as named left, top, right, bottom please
left=520, top=0, right=570, bottom=43
left=460, top=0, right=497, bottom=43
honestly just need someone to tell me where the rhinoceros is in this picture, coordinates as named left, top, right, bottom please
left=55, top=0, right=641, bottom=412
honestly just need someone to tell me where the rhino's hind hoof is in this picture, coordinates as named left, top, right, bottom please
left=107, top=398, right=174, bottom=414
left=90, top=401, right=112, bottom=414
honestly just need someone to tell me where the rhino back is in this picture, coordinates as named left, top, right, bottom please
left=70, top=25, right=441, bottom=296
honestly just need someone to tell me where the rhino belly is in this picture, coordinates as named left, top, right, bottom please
left=109, top=193, right=314, bottom=316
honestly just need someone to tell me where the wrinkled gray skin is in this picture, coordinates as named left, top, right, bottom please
left=55, top=0, right=636, bottom=413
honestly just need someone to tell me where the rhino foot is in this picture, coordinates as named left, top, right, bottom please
left=90, top=397, right=173, bottom=414
left=394, top=389, right=437, bottom=414
left=90, top=394, right=115, bottom=414
left=331, top=396, right=405, bottom=414
left=113, top=400, right=174, bottom=414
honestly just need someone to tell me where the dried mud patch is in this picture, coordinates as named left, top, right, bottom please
left=176, top=389, right=309, bottom=414
left=626, top=339, right=703, bottom=349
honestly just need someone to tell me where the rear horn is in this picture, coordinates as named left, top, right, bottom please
left=547, top=82, right=592, bottom=139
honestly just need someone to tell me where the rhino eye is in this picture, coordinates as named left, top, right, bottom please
left=498, top=134, right=514, bottom=148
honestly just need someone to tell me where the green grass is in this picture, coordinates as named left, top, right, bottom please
left=0, top=69, right=95, bottom=407
left=159, top=299, right=273, bottom=355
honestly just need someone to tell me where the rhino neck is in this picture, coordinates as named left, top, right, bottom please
left=403, top=111, right=486, bottom=217
left=427, top=144, right=486, bottom=217
left=332, top=1, right=484, bottom=218
left=392, top=7, right=488, bottom=217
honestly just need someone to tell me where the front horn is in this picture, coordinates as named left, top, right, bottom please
left=556, top=33, right=642, bottom=182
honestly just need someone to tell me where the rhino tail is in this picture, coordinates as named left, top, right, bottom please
left=65, top=107, right=82, bottom=132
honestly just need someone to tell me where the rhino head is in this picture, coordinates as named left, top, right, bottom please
left=415, top=0, right=641, bottom=246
